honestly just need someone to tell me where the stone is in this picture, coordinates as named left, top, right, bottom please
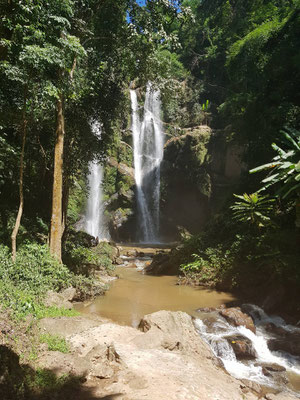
left=268, top=333, right=300, bottom=357
left=138, top=310, right=212, bottom=357
left=144, top=253, right=173, bottom=275
left=264, top=323, right=288, bottom=336
left=220, top=307, right=256, bottom=333
left=40, top=311, right=259, bottom=400
left=37, top=351, right=90, bottom=377
left=60, top=287, right=77, bottom=302
left=240, top=379, right=263, bottom=395
left=44, top=290, right=73, bottom=309
left=39, top=316, right=106, bottom=337
left=261, top=363, right=286, bottom=373
left=257, top=363, right=288, bottom=384
left=227, top=336, right=256, bottom=359
left=90, top=363, right=114, bottom=379
left=197, top=304, right=226, bottom=313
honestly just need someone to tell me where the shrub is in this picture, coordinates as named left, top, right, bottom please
left=0, top=243, right=102, bottom=319
left=63, top=239, right=115, bottom=275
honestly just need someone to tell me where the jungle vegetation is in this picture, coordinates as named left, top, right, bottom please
left=0, top=0, right=299, bottom=323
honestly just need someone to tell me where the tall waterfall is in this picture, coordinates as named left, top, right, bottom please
left=130, top=82, right=164, bottom=243
left=84, top=122, right=109, bottom=239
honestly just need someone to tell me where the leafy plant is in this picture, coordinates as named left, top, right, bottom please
left=0, top=243, right=101, bottom=319
left=230, top=193, right=275, bottom=228
left=250, top=128, right=300, bottom=197
left=250, top=127, right=300, bottom=226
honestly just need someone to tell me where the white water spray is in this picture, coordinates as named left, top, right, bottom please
left=195, top=305, right=300, bottom=392
left=84, top=122, right=109, bottom=239
left=130, top=82, right=164, bottom=243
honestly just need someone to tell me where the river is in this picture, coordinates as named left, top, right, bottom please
left=75, top=245, right=300, bottom=396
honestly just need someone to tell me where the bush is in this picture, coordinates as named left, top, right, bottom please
left=0, top=243, right=103, bottom=319
left=63, top=238, right=115, bottom=275
left=179, top=227, right=300, bottom=291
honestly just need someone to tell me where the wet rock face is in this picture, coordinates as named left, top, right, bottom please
left=219, top=307, right=256, bottom=333
left=268, top=332, right=300, bottom=357
left=256, top=363, right=288, bottom=384
left=264, top=322, right=288, bottom=336
left=144, top=253, right=172, bottom=275
left=226, top=336, right=256, bottom=359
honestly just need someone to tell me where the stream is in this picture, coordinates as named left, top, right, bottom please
left=76, top=245, right=300, bottom=397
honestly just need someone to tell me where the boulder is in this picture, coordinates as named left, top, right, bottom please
left=137, top=310, right=212, bottom=357
left=44, top=290, right=73, bottom=309
left=197, top=304, right=226, bottom=313
left=60, top=287, right=77, bottom=302
left=256, top=362, right=288, bottom=384
left=226, top=336, right=256, bottom=359
left=259, top=363, right=286, bottom=373
left=220, top=307, right=256, bottom=333
left=264, top=322, right=288, bottom=336
left=268, top=331, right=300, bottom=357
left=144, top=253, right=174, bottom=275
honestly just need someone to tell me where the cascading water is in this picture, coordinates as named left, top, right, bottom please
left=194, top=304, right=300, bottom=395
left=130, top=82, right=164, bottom=243
left=84, top=122, right=109, bottom=239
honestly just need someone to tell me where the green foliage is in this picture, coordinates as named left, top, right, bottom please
left=39, top=334, right=69, bottom=353
left=67, top=177, right=88, bottom=227
left=0, top=243, right=97, bottom=319
left=179, top=0, right=300, bottom=168
left=250, top=127, right=300, bottom=200
left=230, top=193, right=275, bottom=228
left=179, top=225, right=300, bottom=290
left=27, top=368, right=82, bottom=395
left=63, top=235, right=115, bottom=275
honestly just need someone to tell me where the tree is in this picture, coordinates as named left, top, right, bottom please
left=1, top=0, right=188, bottom=262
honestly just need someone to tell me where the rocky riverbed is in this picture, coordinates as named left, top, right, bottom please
left=38, top=310, right=299, bottom=400
left=3, top=243, right=298, bottom=399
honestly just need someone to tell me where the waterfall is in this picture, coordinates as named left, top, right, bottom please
left=130, top=82, right=164, bottom=243
left=84, top=122, right=109, bottom=240
left=194, top=305, right=300, bottom=391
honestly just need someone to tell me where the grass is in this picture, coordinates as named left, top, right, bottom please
left=39, top=334, right=70, bottom=353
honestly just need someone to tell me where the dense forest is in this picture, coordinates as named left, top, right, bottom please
left=0, top=0, right=300, bottom=398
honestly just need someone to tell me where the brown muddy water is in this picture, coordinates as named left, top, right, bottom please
left=76, top=266, right=236, bottom=327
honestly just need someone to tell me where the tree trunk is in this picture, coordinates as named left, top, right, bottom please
left=11, top=89, right=27, bottom=262
left=49, top=93, right=65, bottom=262
left=61, top=175, right=70, bottom=247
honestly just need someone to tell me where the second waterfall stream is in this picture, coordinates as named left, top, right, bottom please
left=130, top=83, right=164, bottom=243
left=84, top=121, right=109, bottom=240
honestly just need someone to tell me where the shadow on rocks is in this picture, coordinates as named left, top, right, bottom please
left=0, top=345, right=122, bottom=400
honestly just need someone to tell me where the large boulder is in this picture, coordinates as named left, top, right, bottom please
left=41, top=312, right=263, bottom=399
left=268, top=331, right=300, bottom=357
left=144, top=252, right=172, bottom=275
left=226, top=335, right=256, bottom=359
left=137, top=310, right=212, bottom=357
left=44, top=290, right=73, bottom=310
left=220, top=307, right=256, bottom=333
